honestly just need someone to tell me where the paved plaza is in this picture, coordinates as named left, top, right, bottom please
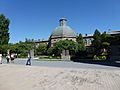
left=0, top=60, right=120, bottom=90
left=2, top=58, right=120, bottom=70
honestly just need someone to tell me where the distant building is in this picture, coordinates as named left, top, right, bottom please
left=48, top=18, right=76, bottom=47
left=107, top=30, right=120, bottom=36
left=82, top=30, right=120, bottom=47
left=26, top=18, right=120, bottom=51
left=26, top=18, right=77, bottom=47
left=25, top=18, right=120, bottom=60
left=83, top=34, right=93, bottom=46
left=26, top=18, right=120, bottom=48
left=107, top=30, right=120, bottom=60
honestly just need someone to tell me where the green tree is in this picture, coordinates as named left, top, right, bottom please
left=76, top=33, right=86, bottom=52
left=36, top=43, right=47, bottom=55
left=101, top=32, right=110, bottom=49
left=76, top=33, right=84, bottom=44
left=10, top=42, right=32, bottom=58
left=75, top=33, right=86, bottom=59
left=92, top=30, right=111, bottom=59
left=0, top=14, right=10, bottom=45
left=92, top=29, right=101, bottom=54
left=0, top=44, right=9, bottom=55
left=47, top=47, right=54, bottom=55
left=100, top=32, right=111, bottom=57
left=53, top=40, right=76, bottom=55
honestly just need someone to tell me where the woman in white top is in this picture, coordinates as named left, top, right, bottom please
left=11, top=54, right=15, bottom=63
left=0, top=54, right=2, bottom=64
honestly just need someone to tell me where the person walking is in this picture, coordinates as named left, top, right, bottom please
left=11, top=54, right=15, bottom=63
left=0, top=54, right=2, bottom=64
left=26, top=51, right=31, bottom=66
left=6, top=55, right=10, bottom=63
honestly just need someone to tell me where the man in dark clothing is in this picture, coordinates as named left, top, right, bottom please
left=6, top=55, right=10, bottom=63
left=26, top=57, right=31, bottom=65
left=26, top=51, right=32, bottom=66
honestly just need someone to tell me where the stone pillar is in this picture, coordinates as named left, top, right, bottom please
left=7, top=49, right=10, bottom=55
left=61, top=50, right=70, bottom=60
left=29, top=49, right=34, bottom=59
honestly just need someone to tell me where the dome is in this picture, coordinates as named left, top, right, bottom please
left=51, top=26, right=76, bottom=38
left=51, top=18, right=76, bottom=38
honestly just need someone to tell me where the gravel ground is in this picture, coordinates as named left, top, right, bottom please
left=0, top=64, right=120, bottom=90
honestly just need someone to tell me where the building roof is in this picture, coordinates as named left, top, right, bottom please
left=107, top=30, right=120, bottom=35
left=50, top=18, right=76, bottom=38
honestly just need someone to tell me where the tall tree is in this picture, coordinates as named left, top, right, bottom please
left=76, top=34, right=84, bottom=44
left=101, top=32, right=110, bottom=48
left=92, top=29, right=111, bottom=58
left=0, top=14, right=10, bottom=45
left=92, top=29, right=101, bottom=54
left=75, top=33, right=86, bottom=59
left=76, top=33, right=86, bottom=51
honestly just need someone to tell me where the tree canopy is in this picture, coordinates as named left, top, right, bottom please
left=0, top=14, right=10, bottom=45
left=76, top=33, right=86, bottom=52
left=36, top=43, right=47, bottom=55
left=92, top=29, right=111, bottom=57
left=53, top=40, right=76, bottom=55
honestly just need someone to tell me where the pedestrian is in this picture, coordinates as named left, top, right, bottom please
left=6, top=55, right=10, bottom=63
left=0, top=54, right=2, bottom=64
left=26, top=51, right=31, bottom=66
left=11, top=54, right=15, bottom=63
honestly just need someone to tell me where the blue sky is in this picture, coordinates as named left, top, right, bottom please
left=0, top=0, right=120, bottom=43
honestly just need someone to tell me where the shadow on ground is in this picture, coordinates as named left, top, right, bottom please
left=73, top=59, right=120, bottom=68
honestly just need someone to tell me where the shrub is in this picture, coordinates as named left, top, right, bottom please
left=93, top=55, right=106, bottom=60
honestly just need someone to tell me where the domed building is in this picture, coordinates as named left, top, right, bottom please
left=49, top=18, right=76, bottom=47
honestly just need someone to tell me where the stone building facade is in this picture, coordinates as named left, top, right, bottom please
left=26, top=18, right=120, bottom=60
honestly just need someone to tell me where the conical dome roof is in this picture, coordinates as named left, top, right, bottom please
left=51, top=18, right=76, bottom=38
